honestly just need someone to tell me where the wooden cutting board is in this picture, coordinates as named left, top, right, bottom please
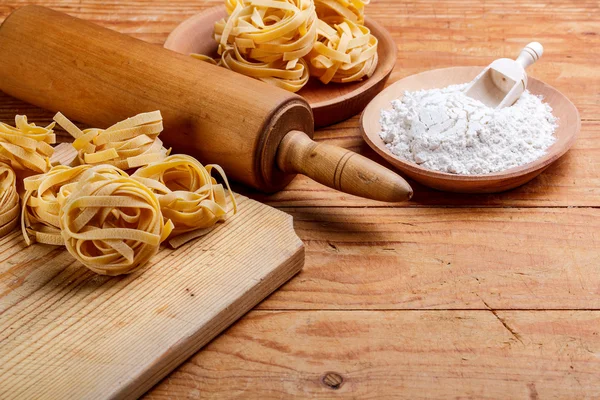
left=0, top=145, right=304, bottom=399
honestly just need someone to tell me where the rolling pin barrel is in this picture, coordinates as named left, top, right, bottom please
left=0, top=6, right=412, bottom=202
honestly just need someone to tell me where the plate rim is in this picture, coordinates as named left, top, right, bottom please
left=360, top=66, right=581, bottom=183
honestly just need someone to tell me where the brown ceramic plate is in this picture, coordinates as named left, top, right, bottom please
left=164, top=6, right=397, bottom=127
left=360, top=66, right=580, bottom=193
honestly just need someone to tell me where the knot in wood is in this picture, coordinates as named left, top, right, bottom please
left=321, top=372, right=344, bottom=390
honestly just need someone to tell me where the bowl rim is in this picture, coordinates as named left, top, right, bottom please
left=163, top=5, right=398, bottom=111
left=360, top=66, right=581, bottom=183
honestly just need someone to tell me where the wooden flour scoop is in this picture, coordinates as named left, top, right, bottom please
left=0, top=6, right=412, bottom=203
left=465, top=42, right=544, bottom=109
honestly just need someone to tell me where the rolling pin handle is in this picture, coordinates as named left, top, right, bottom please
left=276, top=130, right=413, bottom=202
left=516, top=42, right=544, bottom=70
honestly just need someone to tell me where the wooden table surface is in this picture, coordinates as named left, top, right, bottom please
left=1, top=0, right=599, bottom=398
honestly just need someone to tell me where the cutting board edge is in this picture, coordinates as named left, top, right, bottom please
left=119, top=226, right=305, bottom=399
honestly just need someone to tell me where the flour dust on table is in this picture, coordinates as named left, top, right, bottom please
left=379, top=83, right=558, bottom=175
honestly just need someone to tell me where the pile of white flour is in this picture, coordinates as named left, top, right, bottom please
left=379, top=84, right=558, bottom=175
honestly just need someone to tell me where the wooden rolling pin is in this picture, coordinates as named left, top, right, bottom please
left=0, top=6, right=412, bottom=202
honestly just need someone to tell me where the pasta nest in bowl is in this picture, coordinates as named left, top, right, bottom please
left=59, top=165, right=172, bottom=276
left=314, top=0, right=369, bottom=24
left=211, top=0, right=318, bottom=92
left=307, top=17, right=378, bottom=84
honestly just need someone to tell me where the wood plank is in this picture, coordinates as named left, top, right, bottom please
left=146, top=310, right=600, bottom=399
left=0, top=194, right=304, bottom=399
left=256, top=207, right=600, bottom=310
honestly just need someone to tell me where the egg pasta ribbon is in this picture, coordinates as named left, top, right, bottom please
left=307, top=17, right=378, bottom=84
left=53, top=111, right=170, bottom=170
left=60, top=165, right=173, bottom=276
left=132, top=154, right=237, bottom=249
left=194, top=0, right=317, bottom=92
left=314, top=0, right=369, bottom=24
left=0, top=163, right=19, bottom=238
left=21, top=165, right=92, bottom=245
left=0, top=115, right=55, bottom=173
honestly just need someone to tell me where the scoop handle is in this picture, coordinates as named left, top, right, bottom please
left=276, top=131, right=413, bottom=203
left=516, top=42, right=544, bottom=69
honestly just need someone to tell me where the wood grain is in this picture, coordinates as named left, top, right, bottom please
left=0, top=0, right=599, bottom=398
left=256, top=206, right=600, bottom=310
left=0, top=193, right=304, bottom=399
left=146, top=310, right=600, bottom=399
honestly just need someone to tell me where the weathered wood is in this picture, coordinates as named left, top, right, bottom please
left=0, top=193, right=304, bottom=399
left=146, top=310, right=600, bottom=399
left=257, top=207, right=600, bottom=310
left=0, top=0, right=599, bottom=398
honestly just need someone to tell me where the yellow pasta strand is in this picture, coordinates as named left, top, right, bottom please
left=314, top=0, right=369, bottom=24
left=195, top=0, right=377, bottom=90
left=0, top=163, right=19, bottom=238
left=21, top=165, right=93, bottom=245
left=53, top=111, right=170, bottom=170
left=193, top=0, right=317, bottom=92
left=306, top=17, right=378, bottom=84
left=60, top=165, right=169, bottom=276
left=132, top=154, right=237, bottom=248
left=0, top=115, right=55, bottom=173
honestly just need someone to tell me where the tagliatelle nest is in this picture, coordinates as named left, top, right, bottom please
left=54, top=111, right=170, bottom=170
left=193, top=0, right=378, bottom=91
left=314, top=0, right=369, bottom=24
left=132, top=154, right=237, bottom=249
left=21, top=165, right=92, bottom=245
left=306, top=18, right=377, bottom=84
left=0, top=115, right=56, bottom=173
left=0, top=163, right=19, bottom=237
left=197, top=0, right=318, bottom=92
left=60, top=165, right=173, bottom=276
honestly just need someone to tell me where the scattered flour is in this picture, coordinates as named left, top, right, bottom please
left=379, top=83, right=558, bottom=175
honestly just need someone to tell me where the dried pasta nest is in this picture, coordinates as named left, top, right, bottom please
left=307, top=17, right=378, bottom=84
left=54, top=111, right=170, bottom=170
left=218, top=48, right=310, bottom=93
left=203, top=0, right=318, bottom=92
left=60, top=165, right=172, bottom=276
left=0, top=115, right=55, bottom=173
left=133, top=154, right=237, bottom=249
left=0, top=163, right=19, bottom=237
left=314, top=0, right=369, bottom=24
left=21, top=164, right=92, bottom=245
